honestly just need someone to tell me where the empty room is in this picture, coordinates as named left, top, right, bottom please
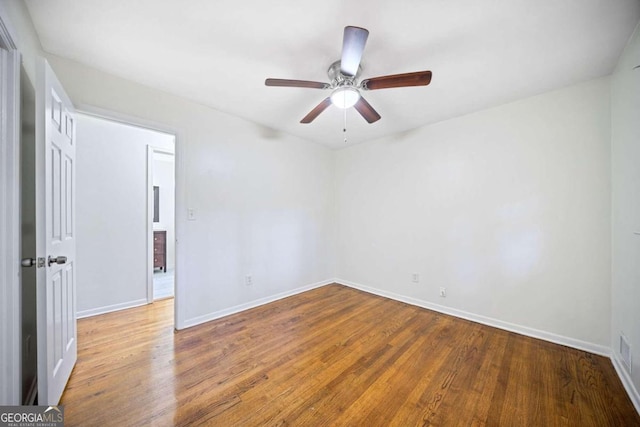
left=1, top=0, right=640, bottom=425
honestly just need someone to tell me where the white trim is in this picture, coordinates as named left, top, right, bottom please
left=74, top=104, right=186, bottom=329
left=146, top=146, right=154, bottom=304
left=76, top=298, right=149, bottom=319
left=181, top=279, right=334, bottom=329
left=337, top=279, right=611, bottom=357
left=0, top=12, right=21, bottom=404
left=0, top=3, right=18, bottom=50
left=75, top=104, right=179, bottom=136
left=612, top=352, right=640, bottom=414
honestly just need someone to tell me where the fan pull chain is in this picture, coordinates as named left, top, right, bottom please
left=343, top=107, right=348, bottom=144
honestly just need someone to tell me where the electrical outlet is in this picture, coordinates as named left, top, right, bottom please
left=439, top=287, right=446, bottom=297
left=412, top=273, right=420, bottom=283
left=245, top=275, right=252, bottom=286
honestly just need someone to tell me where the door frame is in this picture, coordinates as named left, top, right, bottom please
left=0, top=10, right=22, bottom=405
left=147, top=145, right=175, bottom=303
left=75, top=104, right=185, bottom=329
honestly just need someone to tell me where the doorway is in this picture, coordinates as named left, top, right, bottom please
left=74, top=114, right=176, bottom=318
left=150, top=148, right=176, bottom=300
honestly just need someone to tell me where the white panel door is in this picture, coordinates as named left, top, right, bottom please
left=35, top=59, right=77, bottom=405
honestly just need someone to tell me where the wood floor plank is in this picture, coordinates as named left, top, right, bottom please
left=60, top=284, right=640, bottom=426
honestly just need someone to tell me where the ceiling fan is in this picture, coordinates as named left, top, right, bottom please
left=265, top=26, right=432, bottom=124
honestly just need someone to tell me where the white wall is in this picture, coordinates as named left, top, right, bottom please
left=336, top=77, right=612, bottom=351
left=1, top=1, right=336, bottom=329
left=76, top=114, right=174, bottom=316
left=44, top=55, right=336, bottom=327
left=611, top=22, right=640, bottom=408
left=153, top=153, right=175, bottom=270
left=0, top=1, right=41, bottom=86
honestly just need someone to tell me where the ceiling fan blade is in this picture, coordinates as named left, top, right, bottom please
left=265, top=78, right=330, bottom=89
left=341, top=26, right=369, bottom=77
left=353, top=96, right=381, bottom=123
left=300, top=97, right=332, bottom=123
left=361, top=71, right=432, bottom=90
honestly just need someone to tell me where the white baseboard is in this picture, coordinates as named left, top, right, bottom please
left=181, top=279, right=334, bottom=329
left=611, top=352, right=640, bottom=414
left=337, top=279, right=610, bottom=357
left=76, top=298, right=149, bottom=319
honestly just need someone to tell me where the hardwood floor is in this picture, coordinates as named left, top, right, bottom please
left=61, top=284, right=639, bottom=426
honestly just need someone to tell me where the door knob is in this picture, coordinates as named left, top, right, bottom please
left=22, top=257, right=45, bottom=268
left=22, top=258, right=36, bottom=267
left=48, top=255, right=68, bottom=266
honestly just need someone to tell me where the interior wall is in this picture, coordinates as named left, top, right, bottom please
left=0, top=1, right=41, bottom=86
left=336, top=77, right=612, bottom=351
left=611, top=22, right=640, bottom=405
left=1, top=1, right=337, bottom=329
left=153, top=153, right=175, bottom=271
left=49, top=55, right=336, bottom=326
left=76, top=114, right=174, bottom=316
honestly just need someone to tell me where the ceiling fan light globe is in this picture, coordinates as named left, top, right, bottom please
left=330, top=87, right=360, bottom=109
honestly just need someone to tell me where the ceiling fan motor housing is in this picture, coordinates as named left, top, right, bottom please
left=328, top=60, right=361, bottom=88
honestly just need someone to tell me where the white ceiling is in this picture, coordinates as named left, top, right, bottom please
left=25, top=0, right=640, bottom=149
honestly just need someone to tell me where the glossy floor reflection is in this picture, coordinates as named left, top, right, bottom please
left=153, top=268, right=174, bottom=299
